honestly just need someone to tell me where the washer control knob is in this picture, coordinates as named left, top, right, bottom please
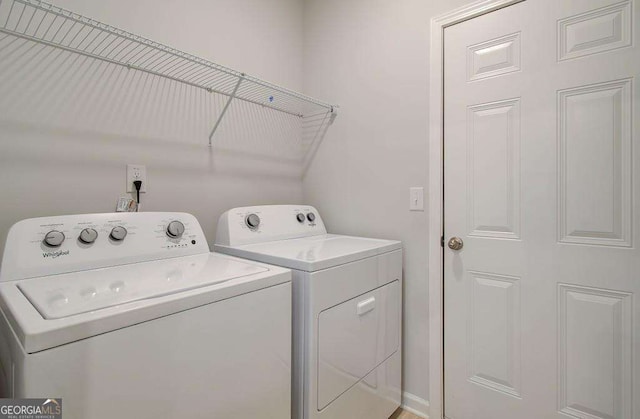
left=110, top=226, right=128, bottom=241
left=79, top=228, right=98, bottom=244
left=245, top=213, right=261, bottom=230
left=166, top=221, right=185, bottom=238
left=306, top=212, right=316, bottom=223
left=43, top=230, right=65, bottom=247
left=296, top=213, right=306, bottom=223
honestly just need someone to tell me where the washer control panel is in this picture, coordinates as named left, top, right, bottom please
left=0, top=212, right=209, bottom=282
left=215, top=205, right=327, bottom=246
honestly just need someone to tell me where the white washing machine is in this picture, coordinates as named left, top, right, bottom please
left=0, top=212, right=292, bottom=419
left=214, top=205, right=402, bottom=419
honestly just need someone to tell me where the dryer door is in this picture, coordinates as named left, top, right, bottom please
left=317, top=280, right=400, bottom=410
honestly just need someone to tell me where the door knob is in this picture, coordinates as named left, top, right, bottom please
left=448, top=237, right=463, bottom=250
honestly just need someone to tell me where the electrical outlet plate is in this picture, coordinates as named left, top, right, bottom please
left=126, top=164, right=147, bottom=193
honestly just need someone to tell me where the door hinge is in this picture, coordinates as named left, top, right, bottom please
left=440, top=236, right=444, bottom=247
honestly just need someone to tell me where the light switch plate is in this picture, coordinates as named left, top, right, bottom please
left=126, top=164, right=147, bottom=193
left=409, top=187, right=424, bottom=211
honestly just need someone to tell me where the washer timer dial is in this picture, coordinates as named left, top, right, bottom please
left=166, top=221, right=185, bottom=238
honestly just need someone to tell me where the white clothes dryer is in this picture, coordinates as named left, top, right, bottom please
left=214, top=205, right=402, bottom=419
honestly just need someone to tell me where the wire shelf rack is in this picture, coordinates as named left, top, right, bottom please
left=0, top=0, right=337, bottom=152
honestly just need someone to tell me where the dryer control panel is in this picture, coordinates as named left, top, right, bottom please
left=216, top=205, right=327, bottom=246
left=0, top=212, right=209, bottom=282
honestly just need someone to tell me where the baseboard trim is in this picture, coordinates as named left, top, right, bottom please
left=401, top=392, right=430, bottom=418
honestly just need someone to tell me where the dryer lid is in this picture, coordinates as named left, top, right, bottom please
left=215, top=234, right=401, bottom=272
left=18, top=253, right=268, bottom=319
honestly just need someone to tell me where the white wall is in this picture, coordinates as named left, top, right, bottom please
left=0, top=0, right=305, bottom=258
left=302, top=0, right=472, bottom=412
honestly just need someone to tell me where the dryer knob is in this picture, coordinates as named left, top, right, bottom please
left=296, top=213, right=306, bottom=223
left=245, top=213, right=261, bottom=230
left=306, top=212, right=316, bottom=222
left=43, top=230, right=65, bottom=247
left=166, top=221, right=185, bottom=238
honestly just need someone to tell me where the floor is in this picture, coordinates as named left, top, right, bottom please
left=389, top=408, right=422, bottom=419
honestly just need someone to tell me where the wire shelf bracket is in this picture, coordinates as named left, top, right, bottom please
left=209, top=75, right=244, bottom=146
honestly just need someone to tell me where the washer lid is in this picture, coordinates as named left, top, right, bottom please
left=18, top=253, right=268, bottom=320
left=0, top=252, right=290, bottom=353
left=215, top=234, right=402, bottom=272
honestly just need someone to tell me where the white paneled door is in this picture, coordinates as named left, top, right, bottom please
left=444, top=1, right=639, bottom=418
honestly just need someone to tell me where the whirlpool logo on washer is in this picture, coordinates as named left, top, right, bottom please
left=42, top=250, right=69, bottom=259
left=0, top=398, right=62, bottom=418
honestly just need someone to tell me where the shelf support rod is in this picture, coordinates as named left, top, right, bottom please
left=208, top=74, right=244, bottom=146
left=301, top=109, right=332, bottom=177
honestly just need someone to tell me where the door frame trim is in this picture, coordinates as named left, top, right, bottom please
left=427, top=1, right=525, bottom=418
